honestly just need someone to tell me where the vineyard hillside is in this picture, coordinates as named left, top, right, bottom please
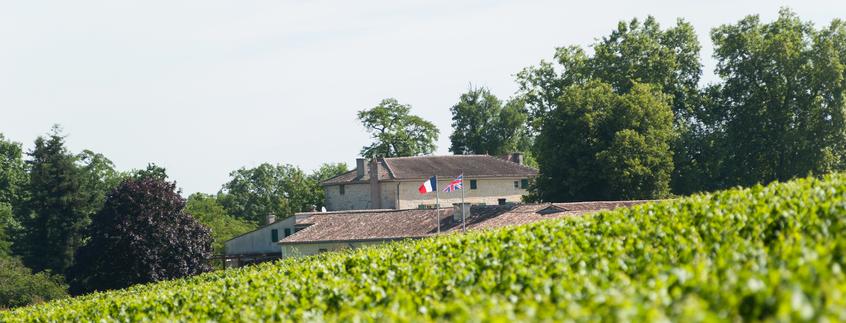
left=4, top=174, right=846, bottom=321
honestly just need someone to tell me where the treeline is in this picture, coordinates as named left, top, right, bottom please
left=356, top=9, right=846, bottom=201
left=0, top=127, right=347, bottom=307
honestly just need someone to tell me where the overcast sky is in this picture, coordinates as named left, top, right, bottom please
left=1, top=1, right=842, bottom=194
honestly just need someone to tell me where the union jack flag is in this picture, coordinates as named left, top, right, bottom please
left=442, top=174, right=463, bottom=192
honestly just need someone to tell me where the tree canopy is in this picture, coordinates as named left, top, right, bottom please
left=448, top=87, right=530, bottom=156
left=16, top=127, right=92, bottom=275
left=358, top=98, right=439, bottom=158
left=533, top=82, right=675, bottom=201
left=184, top=193, right=255, bottom=254
left=218, top=163, right=346, bottom=224
left=708, top=9, right=846, bottom=188
left=68, top=178, right=212, bottom=295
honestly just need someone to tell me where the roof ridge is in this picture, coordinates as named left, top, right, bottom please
left=479, top=154, right=539, bottom=171
left=380, top=157, right=397, bottom=179
left=319, top=169, right=358, bottom=186
left=382, top=154, right=492, bottom=160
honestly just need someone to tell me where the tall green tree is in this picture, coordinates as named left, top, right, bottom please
left=533, top=82, right=675, bottom=201
left=130, top=163, right=169, bottom=181
left=0, top=134, right=26, bottom=257
left=218, top=163, right=315, bottom=224
left=516, top=16, right=704, bottom=194
left=448, top=87, right=530, bottom=156
left=358, top=98, right=439, bottom=158
left=16, top=127, right=90, bottom=274
left=184, top=193, right=255, bottom=254
left=76, top=150, right=121, bottom=218
left=710, top=9, right=846, bottom=187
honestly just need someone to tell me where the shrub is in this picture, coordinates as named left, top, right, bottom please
left=0, top=257, right=67, bottom=309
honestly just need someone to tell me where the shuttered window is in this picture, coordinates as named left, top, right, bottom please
left=284, top=228, right=292, bottom=237
left=271, top=229, right=279, bottom=242
left=521, top=179, right=529, bottom=189
left=470, top=180, right=477, bottom=190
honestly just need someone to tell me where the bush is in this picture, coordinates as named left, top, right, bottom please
left=0, top=257, right=67, bottom=309
left=6, top=173, right=846, bottom=321
left=67, top=178, right=212, bottom=295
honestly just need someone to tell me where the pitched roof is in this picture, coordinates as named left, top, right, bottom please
left=321, top=155, right=538, bottom=185
left=281, top=200, right=650, bottom=244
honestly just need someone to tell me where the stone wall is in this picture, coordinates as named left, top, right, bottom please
left=323, top=177, right=530, bottom=211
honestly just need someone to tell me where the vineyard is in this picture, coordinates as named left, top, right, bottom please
left=5, top=174, right=846, bottom=321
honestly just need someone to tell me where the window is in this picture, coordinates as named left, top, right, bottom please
left=339, top=184, right=345, bottom=195
left=521, top=179, right=529, bottom=189
left=318, top=248, right=328, bottom=254
left=271, top=229, right=279, bottom=242
left=498, top=198, right=507, bottom=205
left=514, top=181, right=519, bottom=188
left=470, top=179, right=477, bottom=190
left=284, top=228, right=292, bottom=237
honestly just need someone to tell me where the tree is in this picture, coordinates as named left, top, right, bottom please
left=517, top=17, right=701, bottom=130
left=0, top=257, right=67, bottom=309
left=533, top=82, right=675, bottom=201
left=516, top=17, right=704, bottom=194
left=448, top=87, right=530, bottom=156
left=16, top=127, right=90, bottom=275
left=76, top=150, right=121, bottom=218
left=184, top=193, right=255, bottom=254
left=709, top=9, right=846, bottom=187
left=358, top=98, right=439, bottom=158
left=218, top=163, right=315, bottom=224
left=68, top=178, right=212, bottom=295
left=0, top=134, right=26, bottom=257
left=130, top=163, right=169, bottom=181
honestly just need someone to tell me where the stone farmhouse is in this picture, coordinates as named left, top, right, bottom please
left=320, top=154, right=538, bottom=211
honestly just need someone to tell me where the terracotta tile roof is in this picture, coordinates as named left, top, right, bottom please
left=282, top=200, right=652, bottom=244
left=321, top=155, right=537, bottom=186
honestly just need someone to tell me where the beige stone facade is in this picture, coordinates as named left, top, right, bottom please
left=323, top=177, right=530, bottom=211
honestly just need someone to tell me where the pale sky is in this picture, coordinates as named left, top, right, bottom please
left=1, top=1, right=842, bottom=194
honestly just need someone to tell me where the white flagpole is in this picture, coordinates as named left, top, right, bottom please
left=461, top=174, right=466, bottom=232
left=434, top=175, right=440, bottom=234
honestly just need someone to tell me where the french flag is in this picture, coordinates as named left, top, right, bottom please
left=418, top=176, right=437, bottom=194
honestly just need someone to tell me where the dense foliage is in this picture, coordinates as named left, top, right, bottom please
left=185, top=193, right=256, bottom=254
left=448, top=87, right=530, bottom=156
left=0, top=257, right=67, bottom=309
left=67, top=178, right=212, bottom=295
left=708, top=9, right=846, bottom=189
left=15, top=128, right=95, bottom=275
left=517, top=10, right=846, bottom=198
left=533, top=81, right=675, bottom=201
left=218, top=162, right=348, bottom=224
left=358, top=98, right=439, bottom=158
left=6, top=174, right=846, bottom=320
left=0, top=134, right=26, bottom=257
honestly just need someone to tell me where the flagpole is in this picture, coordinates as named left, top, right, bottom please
left=434, top=175, right=440, bottom=234
left=461, top=173, right=466, bottom=232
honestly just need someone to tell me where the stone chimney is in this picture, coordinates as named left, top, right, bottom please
left=511, top=153, right=524, bottom=165
left=453, top=203, right=471, bottom=222
left=356, top=158, right=366, bottom=178
left=266, top=214, right=276, bottom=225
left=370, top=157, right=382, bottom=209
